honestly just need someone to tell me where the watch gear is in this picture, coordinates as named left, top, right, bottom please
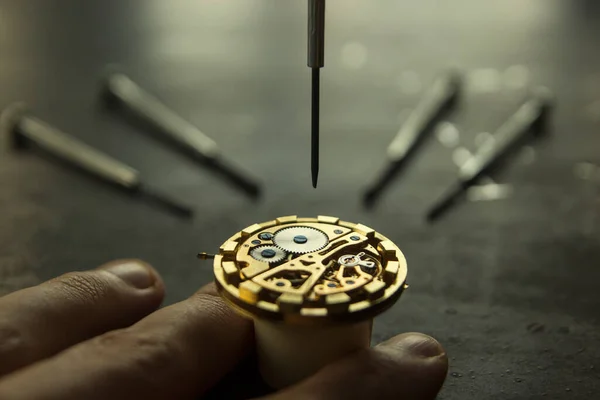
left=272, top=226, right=329, bottom=254
left=250, top=245, right=287, bottom=263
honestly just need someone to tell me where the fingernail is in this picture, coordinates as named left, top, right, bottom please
left=103, top=261, right=155, bottom=289
left=403, top=333, right=445, bottom=358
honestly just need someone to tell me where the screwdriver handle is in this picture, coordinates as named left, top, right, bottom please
left=387, top=71, right=461, bottom=162
left=426, top=88, right=554, bottom=222
left=19, top=115, right=141, bottom=189
left=308, top=0, right=325, bottom=68
left=458, top=89, right=553, bottom=182
left=1, top=103, right=193, bottom=218
left=105, top=72, right=220, bottom=160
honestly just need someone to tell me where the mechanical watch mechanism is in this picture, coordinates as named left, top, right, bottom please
left=210, top=216, right=408, bottom=324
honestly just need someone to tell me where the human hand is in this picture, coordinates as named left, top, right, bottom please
left=0, top=259, right=448, bottom=399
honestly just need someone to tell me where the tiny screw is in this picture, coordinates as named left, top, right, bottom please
left=293, top=235, right=308, bottom=244
left=334, top=229, right=343, bottom=234
left=350, top=235, right=360, bottom=241
left=261, top=249, right=276, bottom=258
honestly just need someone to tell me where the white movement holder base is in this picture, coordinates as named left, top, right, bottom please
left=254, top=319, right=372, bottom=388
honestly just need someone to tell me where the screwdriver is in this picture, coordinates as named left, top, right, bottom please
left=426, top=87, right=554, bottom=222
left=103, top=71, right=261, bottom=199
left=308, top=0, right=325, bottom=188
left=363, top=71, right=462, bottom=207
left=0, top=103, right=193, bottom=218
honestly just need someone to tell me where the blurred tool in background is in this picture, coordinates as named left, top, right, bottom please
left=363, top=71, right=462, bottom=207
left=0, top=103, right=193, bottom=218
left=308, top=0, right=325, bottom=188
left=427, top=87, right=554, bottom=222
left=102, top=70, right=262, bottom=199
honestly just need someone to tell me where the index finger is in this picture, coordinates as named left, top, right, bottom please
left=0, top=283, right=253, bottom=400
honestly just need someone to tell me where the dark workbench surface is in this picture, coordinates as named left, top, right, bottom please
left=1, top=0, right=599, bottom=398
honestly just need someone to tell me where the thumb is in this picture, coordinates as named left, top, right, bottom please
left=259, top=332, right=448, bottom=400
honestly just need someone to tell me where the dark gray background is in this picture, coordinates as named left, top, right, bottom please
left=1, top=0, right=599, bottom=398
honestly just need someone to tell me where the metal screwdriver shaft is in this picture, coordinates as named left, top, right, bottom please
left=308, top=0, right=325, bottom=188
left=311, top=69, right=320, bottom=188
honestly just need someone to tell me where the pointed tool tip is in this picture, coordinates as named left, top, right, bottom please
left=312, top=172, right=318, bottom=188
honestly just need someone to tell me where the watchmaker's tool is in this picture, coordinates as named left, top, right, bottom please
left=201, top=215, right=408, bottom=388
left=363, top=71, right=462, bottom=207
left=426, top=87, right=553, bottom=222
left=0, top=103, right=193, bottom=218
left=308, top=0, right=325, bottom=188
left=102, top=71, right=261, bottom=199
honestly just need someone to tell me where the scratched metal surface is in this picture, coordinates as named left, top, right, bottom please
left=1, top=0, right=600, bottom=398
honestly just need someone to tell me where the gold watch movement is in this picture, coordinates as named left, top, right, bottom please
left=204, top=215, right=408, bottom=325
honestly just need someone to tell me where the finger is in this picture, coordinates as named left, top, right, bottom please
left=0, top=283, right=253, bottom=400
left=260, top=332, right=448, bottom=400
left=0, top=259, right=165, bottom=377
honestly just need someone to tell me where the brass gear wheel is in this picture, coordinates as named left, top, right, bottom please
left=250, top=245, right=287, bottom=263
left=272, top=226, right=329, bottom=254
